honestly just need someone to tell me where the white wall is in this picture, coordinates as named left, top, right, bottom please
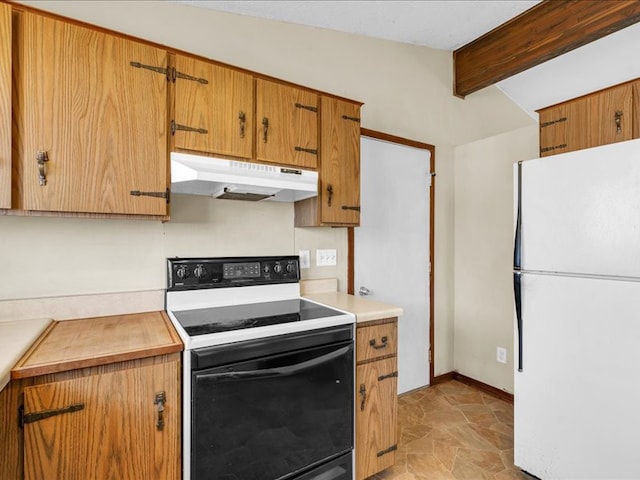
left=454, top=125, right=538, bottom=393
left=7, top=0, right=535, bottom=378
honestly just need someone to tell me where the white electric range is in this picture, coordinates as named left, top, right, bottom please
left=165, top=256, right=356, bottom=480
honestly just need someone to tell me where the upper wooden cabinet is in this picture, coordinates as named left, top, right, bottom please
left=0, top=3, right=10, bottom=209
left=295, top=97, right=361, bottom=227
left=256, top=79, right=319, bottom=169
left=320, top=97, right=361, bottom=225
left=539, top=80, right=638, bottom=157
left=172, top=55, right=254, bottom=159
left=13, top=12, right=169, bottom=216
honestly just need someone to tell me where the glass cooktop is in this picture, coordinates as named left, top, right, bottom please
left=172, top=299, right=345, bottom=337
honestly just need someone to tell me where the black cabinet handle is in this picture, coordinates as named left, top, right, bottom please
left=359, top=384, right=367, bottom=411
left=37, top=151, right=49, bottom=186
left=154, top=391, right=165, bottom=431
left=327, top=184, right=333, bottom=207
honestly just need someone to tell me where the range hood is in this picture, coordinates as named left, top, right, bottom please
left=170, top=152, right=318, bottom=202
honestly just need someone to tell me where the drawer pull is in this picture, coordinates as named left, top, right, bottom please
left=369, top=336, right=388, bottom=350
left=378, top=371, right=398, bottom=382
left=377, top=444, right=398, bottom=457
left=359, top=384, right=367, bottom=411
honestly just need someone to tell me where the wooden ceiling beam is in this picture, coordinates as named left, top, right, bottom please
left=453, top=0, right=640, bottom=98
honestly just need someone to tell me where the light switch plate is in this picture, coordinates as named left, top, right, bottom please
left=299, top=250, right=311, bottom=269
left=316, top=249, right=337, bottom=266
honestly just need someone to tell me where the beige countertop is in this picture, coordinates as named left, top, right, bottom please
left=0, top=317, right=52, bottom=391
left=303, top=292, right=403, bottom=323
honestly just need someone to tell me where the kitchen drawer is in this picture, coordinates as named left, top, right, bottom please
left=356, top=321, right=397, bottom=362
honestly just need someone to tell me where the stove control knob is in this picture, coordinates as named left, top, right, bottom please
left=194, top=265, right=207, bottom=279
left=286, top=263, right=295, bottom=273
left=176, top=265, right=189, bottom=279
left=273, top=263, right=283, bottom=274
left=263, top=265, right=270, bottom=274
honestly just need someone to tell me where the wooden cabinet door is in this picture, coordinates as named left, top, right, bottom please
left=539, top=100, right=589, bottom=157
left=0, top=3, right=10, bottom=209
left=15, top=13, right=169, bottom=215
left=256, top=79, right=318, bottom=169
left=587, top=83, right=633, bottom=148
left=320, top=97, right=360, bottom=225
left=23, top=361, right=180, bottom=480
left=173, top=55, right=253, bottom=159
left=356, top=357, right=398, bottom=480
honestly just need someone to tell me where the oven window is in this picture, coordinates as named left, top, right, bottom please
left=191, top=341, right=354, bottom=480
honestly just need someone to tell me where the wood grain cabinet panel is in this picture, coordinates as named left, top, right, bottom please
left=14, top=12, right=169, bottom=215
left=173, top=55, right=254, bottom=159
left=22, top=360, right=180, bottom=480
left=355, top=318, right=398, bottom=480
left=587, top=83, right=633, bottom=148
left=294, top=96, right=361, bottom=227
left=320, top=97, right=360, bottom=225
left=356, top=356, right=398, bottom=480
left=0, top=3, right=10, bottom=209
left=256, top=79, right=318, bottom=169
left=539, top=80, right=636, bottom=157
left=356, top=321, right=398, bottom=362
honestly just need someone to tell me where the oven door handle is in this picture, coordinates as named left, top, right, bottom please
left=196, top=345, right=352, bottom=383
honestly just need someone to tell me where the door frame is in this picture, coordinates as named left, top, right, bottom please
left=348, top=128, right=436, bottom=384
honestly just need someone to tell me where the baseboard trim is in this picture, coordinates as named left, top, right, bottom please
left=433, top=371, right=514, bottom=404
left=432, top=371, right=455, bottom=384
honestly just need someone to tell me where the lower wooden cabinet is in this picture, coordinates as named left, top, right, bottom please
left=22, top=358, right=180, bottom=480
left=1, top=354, right=181, bottom=480
left=355, top=319, right=398, bottom=480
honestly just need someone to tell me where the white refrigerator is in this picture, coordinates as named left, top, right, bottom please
left=513, top=138, right=640, bottom=479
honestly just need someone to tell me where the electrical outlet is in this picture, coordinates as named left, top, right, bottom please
left=316, top=249, right=337, bottom=266
left=299, top=250, right=310, bottom=269
left=496, top=347, right=507, bottom=364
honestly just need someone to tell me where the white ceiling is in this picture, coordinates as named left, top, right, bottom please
left=175, top=0, right=640, bottom=118
left=174, top=0, right=540, bottom=50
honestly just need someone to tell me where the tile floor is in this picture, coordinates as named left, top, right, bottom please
left=371, top=380, right=530, bottom=480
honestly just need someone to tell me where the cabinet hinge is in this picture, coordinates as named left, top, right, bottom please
left=341, top=114, right=361, bottom=123
left=294, top=103, right=318, bottom=113
left=171, top=67, right=209, bottom=85
left=171, top=120, right=208, bottom=136
left=19, top=402, right=85, bottom=428
left=377, top=444, right=398, bottom=457
left=129, top=61, right=171, bottom=81
left=540, top=117, right=567, bottom=128
left=130, top=188, right=170, bottom=204
left=294, top=146, right=318, bottom=155
left=341, top=205, right=360, bottom=212
left=540, top=144, right=568, bottom=154
left=377, top=371, right=398, bottom=382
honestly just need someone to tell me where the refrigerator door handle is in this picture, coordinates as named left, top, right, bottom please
left=513, top=271, right=523, bottom=372
left=513, top=161, right=522, bottom=271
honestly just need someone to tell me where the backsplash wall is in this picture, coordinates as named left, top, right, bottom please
left=0, top=194, right=346, bottom=302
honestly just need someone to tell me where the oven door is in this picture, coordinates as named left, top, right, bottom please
left=191, top=326, right=354, bottom=480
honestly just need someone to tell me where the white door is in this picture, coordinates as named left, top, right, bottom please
left=355, top=136, right=431, bottom=394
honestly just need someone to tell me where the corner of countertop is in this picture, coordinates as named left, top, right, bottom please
left=0, top=317, right=53, bottom=392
